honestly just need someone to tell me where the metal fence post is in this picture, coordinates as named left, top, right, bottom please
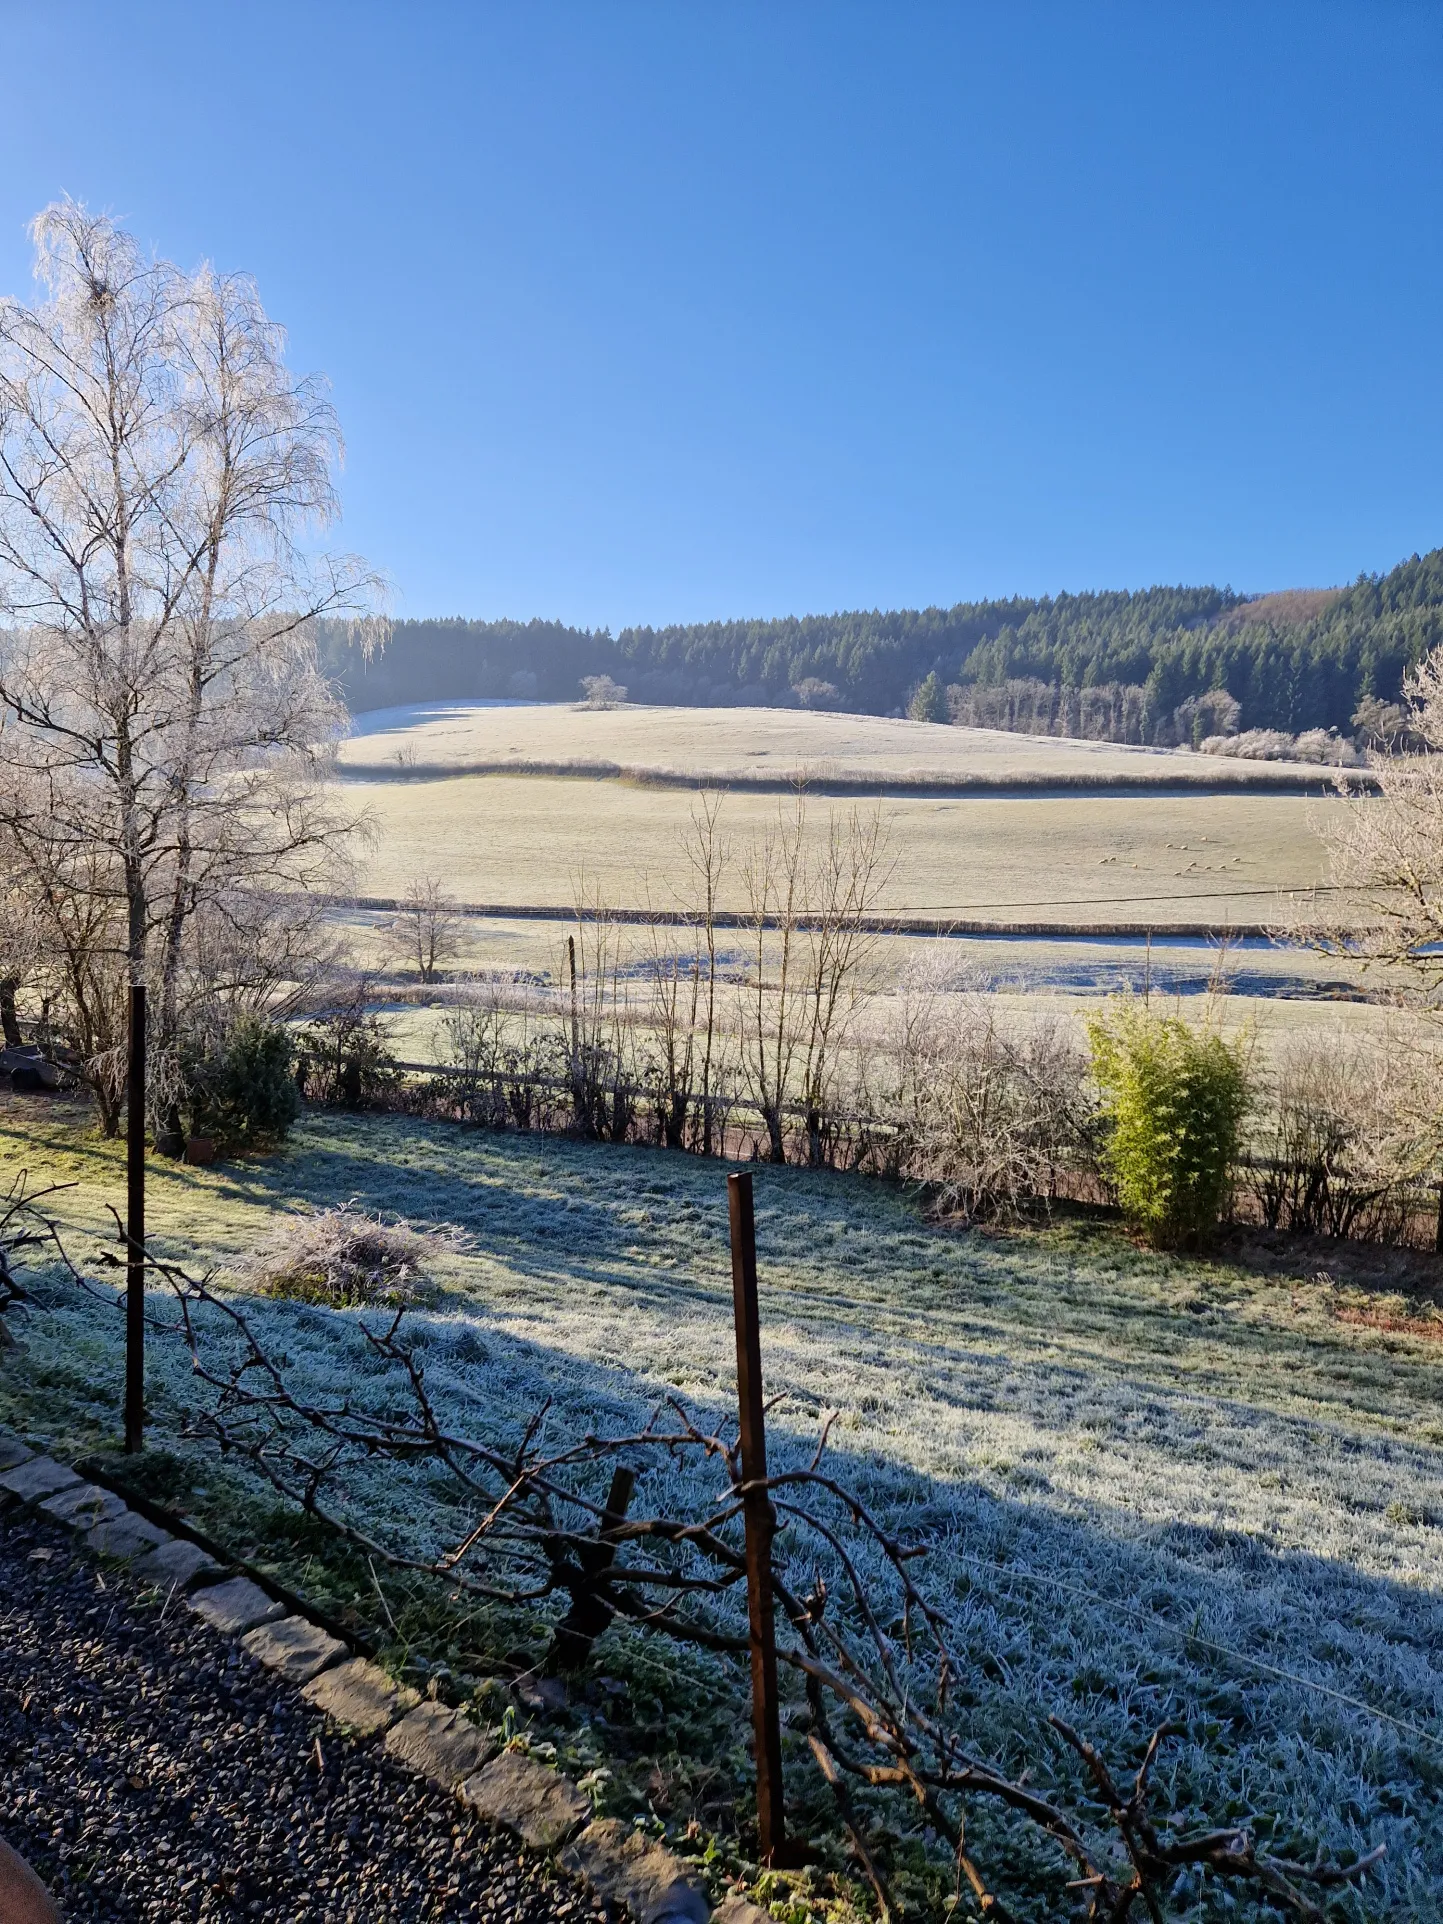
left=727, top=1169, right=786, bottom=1863
left=125, top=982, right=146, bottom=1454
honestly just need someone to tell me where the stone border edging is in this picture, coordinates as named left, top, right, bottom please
left=0, top=1433, right=770, bottom=1924
left=73, top=1455, right=374, bottom=1658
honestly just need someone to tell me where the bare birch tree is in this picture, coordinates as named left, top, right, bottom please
left=0, top=201, right=381, bottom=1122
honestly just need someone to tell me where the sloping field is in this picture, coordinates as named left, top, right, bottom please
left=342, top=770, right=1338, bottom=928
left=338, top=701, right=1337, bottom=793
left=4, top=1106, right=1439, bottom=1917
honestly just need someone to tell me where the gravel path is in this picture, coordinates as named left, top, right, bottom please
left=0, top=1503, right=612, bottom=1923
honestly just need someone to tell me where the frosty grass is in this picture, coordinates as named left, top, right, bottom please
left=5, top=1108, right=1440, bottom=1916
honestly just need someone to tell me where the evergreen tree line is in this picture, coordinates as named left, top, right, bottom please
left=322, top=548, right=1443, bottom=740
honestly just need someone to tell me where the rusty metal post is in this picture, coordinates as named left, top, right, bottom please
left=125, top=982, right=146, bottom=1454
left=728, top=1169, right=786, bottom=1863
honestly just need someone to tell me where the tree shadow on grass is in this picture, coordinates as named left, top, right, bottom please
left=12, top=1107, right=1443, bottom=1915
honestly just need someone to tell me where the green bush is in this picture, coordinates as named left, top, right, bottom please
left=185, top=1013, right=299, bottom=1152
left=1086, top=1003, right=1250, bottom=1247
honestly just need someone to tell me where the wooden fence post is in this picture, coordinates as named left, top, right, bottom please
left=728, top=1169, right=786, bottom=1863
left=125, top=982, right=146, bottom=1455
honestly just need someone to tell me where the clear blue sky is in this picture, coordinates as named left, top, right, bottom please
left=2, top=2, right=1439, bottom=627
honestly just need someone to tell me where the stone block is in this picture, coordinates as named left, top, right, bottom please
left=384, top=1700, right=496, bottom=1788
left=714, top=1898, right=773, bottom=1924
left=188, top=1575, right=286, bottom=1635
left=0, top=1433, right=33, bottom=1472
left=133, top=1536, right=223, bottom=1590
left=40, top=1482, right=128, bottom=1529
left=302, top=1657, right=419, bottom=1737
left=85, top=1512, right=170, bottom=1560
left=0, top=1456, right=80, bottom=1503
left=561, top=1819, right=709, bottom=1924
left=459, top=1748, right=590, bottom=1850
left=241, top=1613, right=346, bottom=1684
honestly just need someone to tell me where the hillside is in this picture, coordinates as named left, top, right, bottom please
left=333, top=703, right=1338, bottom=930
left=321, top=546, right=1443, bottom=741
left=337, top=698, right=1336, bottom=791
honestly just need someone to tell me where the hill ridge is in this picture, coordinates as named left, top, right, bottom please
left=321, top=547, right=1443, bottom=740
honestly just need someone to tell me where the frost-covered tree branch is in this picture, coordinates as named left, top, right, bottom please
left=0, top=200, right=386, bottom=1122
left=68, top=1221, right=1384, bottom=1923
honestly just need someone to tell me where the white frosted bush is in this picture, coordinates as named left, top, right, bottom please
left=236, top=1204, right=464, bottom=1307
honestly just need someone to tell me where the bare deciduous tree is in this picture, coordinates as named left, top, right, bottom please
left=739, top=787, right=892, bottom=1164
left=797, top=805, right=892, bottom=1166
left=563, top=882, right=635, bottom=1140
left=389, top=874, right=461, bottom=984
left=0, top=200, right=382, bottom=1119
left=579, top=674, right=627, bottom=709
left=740, top=786, right=809, bottom=1161
left=1308, top=647, right=1443, bottom=996
left=682, top=788, right=730, bottom=1154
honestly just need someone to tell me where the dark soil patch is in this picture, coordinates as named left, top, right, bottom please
left=1217, top=1223, right=1443, bottom=1299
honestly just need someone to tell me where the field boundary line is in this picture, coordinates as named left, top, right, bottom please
left=334, top=757, right=1375, bottom=799
left=333, top=890, right=1348, bottom=939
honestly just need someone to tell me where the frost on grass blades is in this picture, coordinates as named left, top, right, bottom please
left=27, top=1186, right=1396, bottom=1922
left=6, top=1112, right=1440, bottom=1919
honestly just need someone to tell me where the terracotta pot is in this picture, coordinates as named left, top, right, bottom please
left=184, top=1135, right=217, bottom=1165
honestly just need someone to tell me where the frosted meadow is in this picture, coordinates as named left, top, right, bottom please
left=5, top=1105, right=1440, bottom=1918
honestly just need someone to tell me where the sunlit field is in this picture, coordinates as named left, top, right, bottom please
left=340, top=771, right=1337, bottom=928
left=336, top=699, right=1328, bottom=790
left=5, top=1101, right=1439, bottom=1919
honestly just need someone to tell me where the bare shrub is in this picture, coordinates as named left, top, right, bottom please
left=296, top=978, right=400, bottom=1109
left=437, top=986, right=559, bottom=1131
left=563, top=892, right=637, bottom=1140
left=579, top=674, right=627, bottom=709
left=1199, top=726, right=1361, bottom=765
left=237, top=1204, right=461, bottom=1307
left=1248, top=1023, right=1442, bottom=1240
left=886, top=970, right=1092, bottom=1218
